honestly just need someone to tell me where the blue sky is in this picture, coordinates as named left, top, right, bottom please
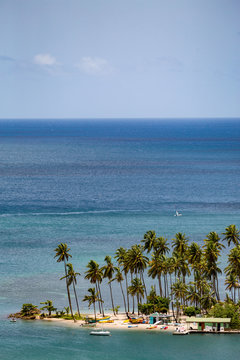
left=0, top=0, right=239, bottom=119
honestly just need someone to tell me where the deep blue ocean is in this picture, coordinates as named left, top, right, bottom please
left=1, top=119, right=240, bottom=359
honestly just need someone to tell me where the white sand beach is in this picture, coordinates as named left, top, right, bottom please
left=42, top=313, right=182, bottom=332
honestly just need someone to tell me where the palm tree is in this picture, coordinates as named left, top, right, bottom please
left=128, top=277, right=144, bottom=315
left=203, top=233, right=223, bottom=300
left=141, top=230, right=157, bottom=253
left=61, top=263, right=81, bottom=317
left=102, top=255, right=117, bottom=315
left=148, top=251, right=163, bottom=296
left=83, top=288, right=102, bottom=321
left=171, top=279, right=188, bottom=321
left=85, top=260, right=104, bottom=316
left=172, top=233, right=189, bottom=257
left=200, top=289, right=217, bottom=312
left=126, top=245, right=148, bottom=298
left=114, top=267, right=127, bottom=314
left=225, top=273, right=238, bottom=303
left=54, top=243, right=75, bottom=320
left=186, top=285, right=200, bottom=307
left=154, top=236, right=170, bottom=256
left=40, top=300, right=56, bottom=317
left=222, top=224, right=240, bottom=247
left=115, top=247, right=130, bottom=312
left=188, top=243, right=202, bottom=270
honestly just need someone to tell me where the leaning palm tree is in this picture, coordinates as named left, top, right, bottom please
left=102, top=255, right=117, bottom=315
left=61, top=263, right=81, bottom=317
left=54, top=243, right=75, bottom=321
left=222, top=224, right=240, bottom=247
left=128, top=277, right=144, bottom=315
left=83, top=288, right=102, bottom=321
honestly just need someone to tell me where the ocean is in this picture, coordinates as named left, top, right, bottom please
left=1, top=118, right=240, bottom=359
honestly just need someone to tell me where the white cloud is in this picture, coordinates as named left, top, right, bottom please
left=34, top=54, right=57, bottom=66
left=76, top=57, right=112, bottom=75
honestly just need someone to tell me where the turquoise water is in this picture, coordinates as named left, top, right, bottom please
left=1, top=119, right=240, bottom=358
left=1, top=319, right=240, bottom=360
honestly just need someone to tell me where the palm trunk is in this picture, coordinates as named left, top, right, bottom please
left=97, top=281, right=104, bottom=316
left=158, top=274, right=162, bottom=297
left=73, top=281, right=80, bottom=317
left=109, top=282, right=115, bottom=315
left=96, top=284, right=101, bottom=313
left=140, top=271, right=147, bottom=299
left=125, top=271, right=130, bottom=312
left=93, top=302, right=96, bottom=321
left=137, top=294, right=139, bottom=315
left=120, top=281, right=127, bottom=314
left=64, top=260, right=75, bottom=321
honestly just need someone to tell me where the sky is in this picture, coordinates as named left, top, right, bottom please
left=0, top=0, right=239, bottom=119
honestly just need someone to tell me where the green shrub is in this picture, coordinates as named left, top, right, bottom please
left=184, top=306, right=200, bottom=317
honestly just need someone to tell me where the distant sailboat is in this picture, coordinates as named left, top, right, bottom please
left=174, top=211, right=182, bottom=217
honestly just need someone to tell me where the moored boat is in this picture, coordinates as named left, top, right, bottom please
left=90, top=329, right=111, bottom=336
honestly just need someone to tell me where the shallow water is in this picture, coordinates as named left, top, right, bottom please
left=1, top=319, right=240, bottom=360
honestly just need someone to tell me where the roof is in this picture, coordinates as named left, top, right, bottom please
left=186, top=317, right=231, bottom=323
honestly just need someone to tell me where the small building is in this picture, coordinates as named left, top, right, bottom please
left=186, top=317, right=231, bottom=332
left=149, top=313, right=171, bottom=325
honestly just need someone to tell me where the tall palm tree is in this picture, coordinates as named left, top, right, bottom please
left=115, top=247, right=130, bottom=312
left=83, top=288, right=102, bottom=321
left=61, top=263, right=81, bottom=317
left=222, top=224, right=240, bottom=247
left=54, top=243, right=75, bottom=321
left=148, top=251, right=163, bottom=296
left=128, top=277, right=144, bottom=315
left=203, top=233, right=223, bottom=300
left=85, top=260, right=104, bottom=316
left=102, top=255, right=117, bottom=315
left=126, top=245, right=148, bottom=298
left=171, top=279, right=188, bottom=321
left=114, top=267, right=127, bottom=314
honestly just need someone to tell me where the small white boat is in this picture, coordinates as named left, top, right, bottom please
left=174, top=211, right=182, bottom=217
left=90, top=329, right=111, bottom=336
left=10, top=318, right=16, bottom=323
left=173, top=327, right=189, bottom=335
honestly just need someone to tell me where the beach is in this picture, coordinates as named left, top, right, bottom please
left=41, top=313, right=176, bottom=332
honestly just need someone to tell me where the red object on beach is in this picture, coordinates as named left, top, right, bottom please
left=164, top=326, right=168, bottom=330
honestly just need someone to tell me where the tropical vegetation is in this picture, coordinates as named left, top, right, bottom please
left=12, top=225, right=240, bottom=328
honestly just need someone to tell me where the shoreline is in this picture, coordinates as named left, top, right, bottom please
left=40, top=313, right=177, bottom=332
